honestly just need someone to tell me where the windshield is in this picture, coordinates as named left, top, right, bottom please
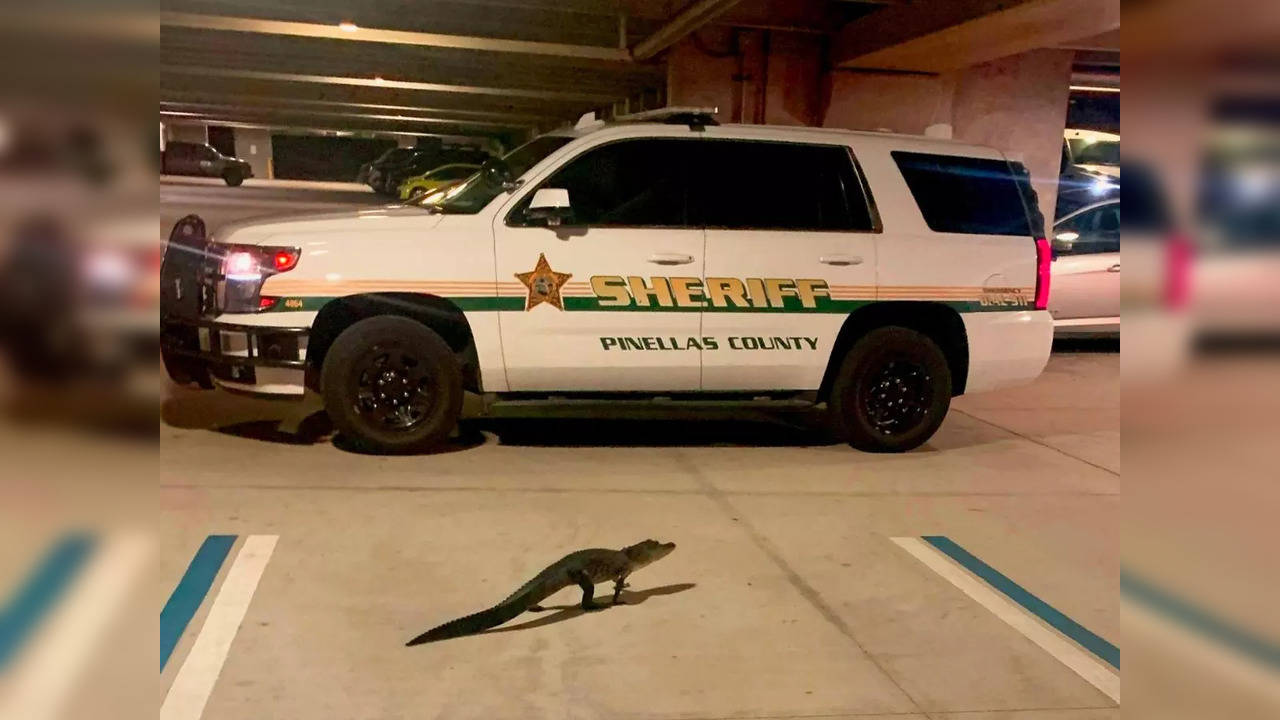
left=428, top=135, right=574, bottom=213
left=1069, top=138, right=1120, bottom=166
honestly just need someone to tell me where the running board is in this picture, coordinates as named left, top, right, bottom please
left=481, top=393, right=818, bottom=418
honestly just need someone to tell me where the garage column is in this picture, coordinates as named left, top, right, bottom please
left=233, top=127, right=274, bottom=179
left=950, top=49, right=1075, bottom=233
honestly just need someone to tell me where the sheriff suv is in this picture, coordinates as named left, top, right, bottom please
left=161, top=108, right=1053, bottom=453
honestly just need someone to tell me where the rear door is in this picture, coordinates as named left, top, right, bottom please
left=1050, top=202, right=1121, bottom=321
left=493, top=135, right=705, bottom=391
left=697, top=138, right=879, bottom=391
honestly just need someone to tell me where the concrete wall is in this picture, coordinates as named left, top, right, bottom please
left=822, top=72, right=956, bottom=135
left=164, top=122, right=207, bottom=146
left=233, top=127, right=273, bottom=179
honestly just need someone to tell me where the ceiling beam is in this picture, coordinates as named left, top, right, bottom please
left=164, top=66, right=618, bottom=103
left=159, top=113, right=497, bottom=143
left=838, top=0, right=1120, bottom=72
left=632, top=0, right=745, bottom=61
left=159, top=91, right=557, bottom=123
left=159, top=101, right=531, bottom=130
left=160, top=12, right=631, bottom=62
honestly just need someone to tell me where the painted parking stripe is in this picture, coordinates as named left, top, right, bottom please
left=0, top=534, right=150, bottom=720
left=162, top=535, right=237, bottom=671
left=892, top=536, right=1120, bottom=703
left=0, top=534, right=95, bottom=670
left=922, top=535, right=1120, bottom=669
left=161, top=535, right=277, bottom=720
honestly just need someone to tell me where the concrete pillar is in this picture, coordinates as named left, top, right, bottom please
left=950, top=49, right=1075, bottom=231
left=165, top=122, right=208, bottom=145
left=760, top=33, right=824, bottom=127
left=233, top=127, right=273, bottom=179
left=822, top=72, right=956, bottom=135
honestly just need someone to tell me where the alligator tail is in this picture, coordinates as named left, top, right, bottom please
left=406, top=596, right=531, bottom=645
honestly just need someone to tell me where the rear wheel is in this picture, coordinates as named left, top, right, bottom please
left=320, top=316, right=462, bottom=453
left=828, top=326, right=952, bottom=453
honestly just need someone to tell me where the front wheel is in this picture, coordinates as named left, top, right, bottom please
left=828, top=326, right=952, bottom=453
left=320, top=316, right=463, bottom=453
left=222, top=169, right=243, bottom=186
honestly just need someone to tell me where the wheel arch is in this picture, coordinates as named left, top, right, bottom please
left=305, top=293, right=480, bottom=393
left=817, top=301, right=969, bottom=401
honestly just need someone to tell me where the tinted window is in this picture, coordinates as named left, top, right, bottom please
left=518, top=138, right=690, bottom=227
left=436, top=135, right=572, bottom=214
left=198, top=145, right=220, bottom=160
left=694, top=141, right=874, bottom=231
left=1053, top=203, right=1120, bottom=255
left=893, top=151, right=1035, bottom=236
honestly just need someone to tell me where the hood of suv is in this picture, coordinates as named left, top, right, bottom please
left=213, top=205, right=443, bottom=246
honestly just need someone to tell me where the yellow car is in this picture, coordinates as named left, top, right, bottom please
left=397, top=163, right=480, bottom=201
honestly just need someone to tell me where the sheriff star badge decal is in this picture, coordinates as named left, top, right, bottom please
left=515, top=253, right=572, bottom=311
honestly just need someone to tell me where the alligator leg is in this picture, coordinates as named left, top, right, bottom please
left=570, top=569, right=605, bottom=611
left=612, top=576, right=629, bottom=604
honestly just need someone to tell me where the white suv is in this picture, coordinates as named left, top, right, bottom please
left=161, top=109, right=1053, bottom=453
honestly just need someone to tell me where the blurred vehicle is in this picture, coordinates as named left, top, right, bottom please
left=1057, top=129, right=1120, bottom=217
left=397, top=164, right=479, bottom=201
left=161, top=141, right=253, bottom=186
left=358, top=147, right=415, bottom=189
left=1049, top=199, right=1120, bottom=337
left=374, top=146, right=492, bottom=195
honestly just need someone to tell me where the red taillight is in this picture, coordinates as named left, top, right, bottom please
left=272, top=249, right=300, bottom=272
left=258, top=296, right=280, bottom=311
left=1034, top=237, right=1052, bottom=310
left=1164, top=233, right=1192, bottom=310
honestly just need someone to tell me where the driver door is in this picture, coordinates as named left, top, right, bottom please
left=492, top=135, right=705, bottom=391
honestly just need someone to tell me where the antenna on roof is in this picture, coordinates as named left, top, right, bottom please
left=614, top=106, right=719, bottom=130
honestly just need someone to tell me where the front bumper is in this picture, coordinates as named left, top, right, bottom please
left=161, top=317, right=308, bottom=388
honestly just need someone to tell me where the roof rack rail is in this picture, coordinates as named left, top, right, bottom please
left=613, top=106, right=719, bottom=129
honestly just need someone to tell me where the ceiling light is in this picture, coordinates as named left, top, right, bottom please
left=373, top=76, right=386, bottom=84
left=339, top=22, right=358, bottom=32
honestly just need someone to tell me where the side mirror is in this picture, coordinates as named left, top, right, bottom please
left=525, top=188, right=573, bottom=227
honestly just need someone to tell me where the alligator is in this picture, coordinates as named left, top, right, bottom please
left=406, top=539, right=676, bottom=645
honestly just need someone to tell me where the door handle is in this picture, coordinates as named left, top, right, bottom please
left=1107, top=264, right=1120, bottom=273
left=820, top=255, right=863, bottom=266
left=647, top=253, right=694, bottom=266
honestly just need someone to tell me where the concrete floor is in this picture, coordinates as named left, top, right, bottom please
left=159, top=349, right=1119, bottom=720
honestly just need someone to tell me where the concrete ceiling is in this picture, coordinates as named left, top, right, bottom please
left=160, top=1, right=1118, bottom=142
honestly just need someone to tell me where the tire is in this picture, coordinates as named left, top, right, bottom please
left=320, top=316, right=463, bottom=453
left=222, top=169, right=243, bottom=186
left=827, top=326, right=952, bottom=453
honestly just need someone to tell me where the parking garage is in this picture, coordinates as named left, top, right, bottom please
left=156, top=2, right=1129, bottom=719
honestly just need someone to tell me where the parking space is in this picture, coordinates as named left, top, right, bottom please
left=159, top=351, right=1118, bottom=720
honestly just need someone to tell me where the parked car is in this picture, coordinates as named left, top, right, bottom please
left=359, top=147, right=416, bottom=190
left=161, top=107, right=1053, bottom=454
left=161, top=142, right=253, bottom=186
left=398, top=164, right=479, bottom=201
left=1049, top=199, right=1120, bottom=337
left=1057, top=129, right=1119, bottom=217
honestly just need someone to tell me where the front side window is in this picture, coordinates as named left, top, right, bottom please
left=693, top=141, right=875, bottom=231
left=511, top=138, right=691, bottom=227
left=893, top=151, right=1036, bottom=236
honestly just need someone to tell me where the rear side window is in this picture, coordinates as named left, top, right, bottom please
left=892, top=151, right=1035, bottom=236
left=694, top=141, right=875, bottom=231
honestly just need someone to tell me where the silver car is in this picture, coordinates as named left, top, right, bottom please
left=1049, top=199, right=1120, bottom=337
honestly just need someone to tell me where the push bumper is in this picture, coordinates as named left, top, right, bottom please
left=161, top=317, right=308, bottom=389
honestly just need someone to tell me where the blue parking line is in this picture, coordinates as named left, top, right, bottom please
left=0, top=534, right=96, bottom=670
left=922, top=535, right=1120, bottom=669
left=1122, top=571, right=1280, bottom=670
left=161, top=535, right=236, bottom=671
